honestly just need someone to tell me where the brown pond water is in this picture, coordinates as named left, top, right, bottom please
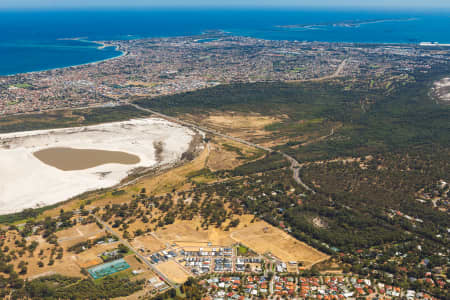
left=33, top=147, right=140, bottom=171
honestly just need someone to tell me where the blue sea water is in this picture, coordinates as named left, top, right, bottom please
left=0, top=8, right=449, bottom=76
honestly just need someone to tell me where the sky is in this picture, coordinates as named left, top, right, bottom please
left=1, top=0, right=450, bottom=9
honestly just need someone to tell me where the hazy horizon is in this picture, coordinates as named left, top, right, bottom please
left=1, top=0, right=450, bottom=10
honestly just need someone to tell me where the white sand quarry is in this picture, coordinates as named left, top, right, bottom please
left=0, top=118, right=195, bottom=214
left=433, top=77, right=450, bottom=101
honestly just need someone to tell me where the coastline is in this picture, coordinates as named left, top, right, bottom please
left=2, top=32, right=450, bottom=77
left=0, top=40, right=125, bottom=77
left=275, top=17, right=419, bottom=29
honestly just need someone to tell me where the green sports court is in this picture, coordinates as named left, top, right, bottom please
left=87, top=258, right=130, bottom=279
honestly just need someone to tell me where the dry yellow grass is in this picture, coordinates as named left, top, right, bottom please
left=126, top=81, right=158, bottom=87
left=114, top=290, right=147, bottom=300
left=56, top=223, right=104, bottom=248
left=206, top=113, right=279, bottom=130
left=153, top=215, right=328, bottom=267
left=134, top=146, right=209, bottom=196
left=206, top=143, right=240, bottom=171
left=155, top=260, right=191, bottom=284
left=78, top=258, right=102, bottom=269
left=73, top=242, right=120, bottom=268
left=26, top=261, right=82, bottom=280
left=22, top=228, right=122, bottom=278
left=206, top=137, right=263, bottom=171
left=155, top=218, right=212, bottom=243
left=130, top=234, right=166, bottom=253
left=230, top=221, right=329, bottom=267
left=123, top=255, right=156, bottom=281
left=154, top=216, right=235, bottom=246
left=183, top=111, right=282, bottom=142
left=2, top=233, right=83, bottom=279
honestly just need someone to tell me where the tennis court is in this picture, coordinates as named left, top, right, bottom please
left=88, top=258, right=130, bottom=279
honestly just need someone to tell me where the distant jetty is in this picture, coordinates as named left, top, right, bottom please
left=419, top=42, right=450, bottom=47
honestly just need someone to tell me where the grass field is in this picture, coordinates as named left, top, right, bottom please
left=237, top=245, right=249, bottom=255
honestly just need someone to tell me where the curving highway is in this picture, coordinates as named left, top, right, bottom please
left=130, top=103, right=316, bottom=194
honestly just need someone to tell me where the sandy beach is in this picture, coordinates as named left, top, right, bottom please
left=0, top=118, right=195, bottom=214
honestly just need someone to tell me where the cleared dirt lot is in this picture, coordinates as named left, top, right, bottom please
left=154, top=217, right=235, bottom=246
left=130, top=234, right=166, bottom=253
left=231, top=221, right=329, bottom=267
left=154, top=215, right=328, bottom=267
left=56, top=223, right=104, bottom=248
left=72, top=242, right=120, bottom=268
left=207, top=142, right=243, bottom=171
left=206, top=113, right=279, bottom=130
left=155, top=260, right=191, bottom=284
left=184, top=112, right=282, bottom=144
left=123, top=255, right=156, bottom=281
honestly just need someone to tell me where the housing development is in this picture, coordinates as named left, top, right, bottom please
left=0, top=30, right=449, bottom=300
left=1, top=33, right=449, bottom=115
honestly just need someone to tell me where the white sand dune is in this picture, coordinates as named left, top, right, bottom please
left=434, top=77, right=450, bottom=101
left=0, top=118, right=195, bottom=214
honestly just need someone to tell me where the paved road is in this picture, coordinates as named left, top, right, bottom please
left=287, top=58, right=347, bottom=83
left=281, top=153, right=316, bottom=194
left=6, top=60, right=346, bottom=119
left=94, top=216, right=177, bottom=288
left=130, top=103, right=315, bottom=194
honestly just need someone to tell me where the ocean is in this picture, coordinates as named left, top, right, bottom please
left=0, top=8, right=449, bottom=75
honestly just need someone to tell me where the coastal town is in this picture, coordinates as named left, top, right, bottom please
left=1, top=33, right=450, bottom=115
left=0, top=28, right=449, bottom=300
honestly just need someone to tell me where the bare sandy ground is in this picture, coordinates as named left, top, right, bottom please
left=153, top=215, right=328, bottom=266
left=433, top=77, right=450, bottom=101
left=0, top=118, right=195, bottom=214
left=155, top=261, right=191, bottom=284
